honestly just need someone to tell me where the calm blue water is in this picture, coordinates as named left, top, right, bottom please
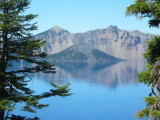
left=13, top=60, right=150, bottom=120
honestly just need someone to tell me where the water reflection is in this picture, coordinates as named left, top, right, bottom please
left=31, top=60, right=146, bottom=89
left=11, top=60, right=149, bottom=120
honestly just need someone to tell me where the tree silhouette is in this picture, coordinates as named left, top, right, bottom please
left=0, top=0, right=71, bottom=119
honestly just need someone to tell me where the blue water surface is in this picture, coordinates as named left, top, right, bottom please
left=13, top=60, right=150, bottom=120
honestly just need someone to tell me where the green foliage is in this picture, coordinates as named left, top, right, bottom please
left=0, top=0, right=71, bottom=119
left=126, top=0, right=160, bottom=28
left=136, top=108, right=150, bottom=119
left=47, top=47, right=88, bottom=61
left=137, top=70, right=152, bottom=85
left=143, top=37, right=160, bottom=64
left=144, top=96, right=157, bottom=106
left=50, top=83, right=72, bottom=97
left=10, top=114, right=40, bottom=120
left=137, top=63, right=153, bottom=85
left=136, top=96, right=160, bottom=119
left=47, top=44, right=122, bottom=62
left=91, top=49, right=122, bottom=61
left=150, top=110, right=160, bottom=119
left=21, top=97, right=48, bottom=113
left=126, top=0, right=160, bottom=120
left=0, top=100, right=15, bottom=111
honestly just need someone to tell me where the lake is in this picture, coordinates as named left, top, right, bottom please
left=12, top=60, right=150, bottom=120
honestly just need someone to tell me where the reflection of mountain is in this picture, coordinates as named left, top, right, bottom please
left=32, top=60, right=146, bottom=89
left=53, top=61, right=119, bottom=73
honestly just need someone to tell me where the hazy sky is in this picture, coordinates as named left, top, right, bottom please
left=28, top=0, right=159, bottom=34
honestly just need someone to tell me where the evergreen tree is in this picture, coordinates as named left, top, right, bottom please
left=126, top=0, right=160, bottom=119
left=0, top=0, right=71, bottom=119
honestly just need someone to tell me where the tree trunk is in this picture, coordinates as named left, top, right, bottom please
left=0, top=110, right=5, bottom=120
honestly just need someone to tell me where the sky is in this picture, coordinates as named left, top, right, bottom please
left=27, top=0, right=159, bottom=35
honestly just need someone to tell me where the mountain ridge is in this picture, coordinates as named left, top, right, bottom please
left=34, top=25, right=156, bottom=60
left=37, top=25, right=154, bottom=34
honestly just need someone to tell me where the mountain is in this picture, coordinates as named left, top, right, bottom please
left=34, top=25, right=156, bottom=60
left=46, top=43, right=122, bottom=62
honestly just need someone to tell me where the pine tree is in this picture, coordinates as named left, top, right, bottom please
left=0, top=0, right=71, bottom=119
left=126, top=0, right=160, bottom=119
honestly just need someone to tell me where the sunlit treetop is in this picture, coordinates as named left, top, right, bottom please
left=126, top=0, right=160, bottom=28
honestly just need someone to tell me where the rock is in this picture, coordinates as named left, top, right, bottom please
left=34, top=25, right=156, bottom=60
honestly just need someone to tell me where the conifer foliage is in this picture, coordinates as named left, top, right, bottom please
left=126, top=0, right=160, bottom=119
left=0, top=0, right=71, bottom=119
